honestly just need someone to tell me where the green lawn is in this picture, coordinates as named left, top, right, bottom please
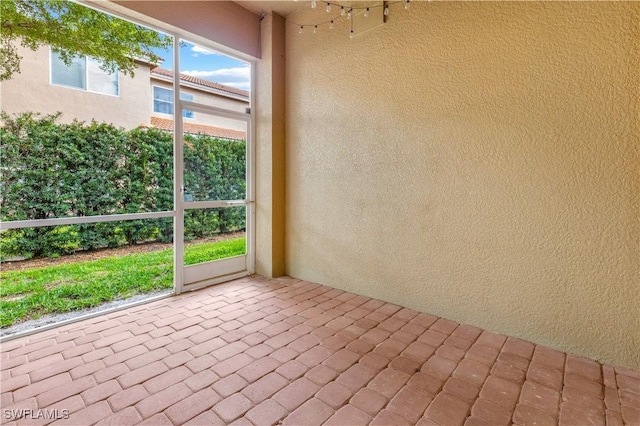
left=0, top=237, right=246, bottom=327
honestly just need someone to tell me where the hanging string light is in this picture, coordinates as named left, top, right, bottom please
left=295, top=1, right=412, bottom=39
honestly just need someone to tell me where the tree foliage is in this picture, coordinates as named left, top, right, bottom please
left=0, top=112, right=246, bottom=259
left=0, top=0, right=171, bottom=80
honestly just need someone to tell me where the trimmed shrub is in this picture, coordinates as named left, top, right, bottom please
left=0, top=112, right=246, bottom=260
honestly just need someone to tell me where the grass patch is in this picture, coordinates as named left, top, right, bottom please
left=0, top=237, right=246, bottom=327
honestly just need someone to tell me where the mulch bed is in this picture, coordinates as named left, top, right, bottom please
left=0, top=231, right=245, bottom=273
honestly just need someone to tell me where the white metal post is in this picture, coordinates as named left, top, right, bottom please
left=173, top=35, right=185, bottom=295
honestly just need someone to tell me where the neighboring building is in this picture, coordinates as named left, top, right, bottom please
left=0, top=45, right=249, bottom=138
left=150, top=68, right=249, bottom=133
left=1, top=45, right=151, bottom=129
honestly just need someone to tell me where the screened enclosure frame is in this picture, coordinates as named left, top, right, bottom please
left=0, top=2, right=257, bottom=307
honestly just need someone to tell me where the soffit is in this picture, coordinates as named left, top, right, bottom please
left=235, top=1, right=305, bottom=17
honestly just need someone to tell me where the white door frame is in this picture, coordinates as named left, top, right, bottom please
left=173, top=97, right=255, bottom=294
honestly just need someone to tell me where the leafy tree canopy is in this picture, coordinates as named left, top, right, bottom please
left=0, top=0, right=171, bottom=81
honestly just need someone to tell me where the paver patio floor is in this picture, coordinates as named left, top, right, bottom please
left=1, top=275, right=639, bottom=425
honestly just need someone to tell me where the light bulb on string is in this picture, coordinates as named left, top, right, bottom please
left=404, top=0, right=410, bottom=10
left=329, top=20, right=334, bottom=29
left=340, top=6, right=345, bottom=16
left=347, top=8, right=352, bottom=19
left=350, top=29, right=354, bottom=39
left=311, top=0, right=317, bottom=8
left=364, top=8, right=369, bottom=17
left=299, top=26, right=304, bottom=34
left=384, top=4, right=389, bottom=16
left=325, top=2, right=331, bottom=12
left=313, top=25, right=318, bottom=34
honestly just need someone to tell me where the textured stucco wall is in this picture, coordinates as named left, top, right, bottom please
left=1, top=46, right=150, bottom=129
left=285, top=2, right=640, bottom=368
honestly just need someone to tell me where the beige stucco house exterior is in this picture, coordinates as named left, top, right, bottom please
left=150, top=67, right=248, bottom=132
left=0, top=44, right=249, bottom=135
left=1, top=45, right=151, bottom=129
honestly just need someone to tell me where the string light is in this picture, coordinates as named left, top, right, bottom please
left=293, top=1, right=411, bottom=38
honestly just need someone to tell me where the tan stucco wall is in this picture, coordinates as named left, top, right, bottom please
left=285, top=2, right=640, bottom=369
left=1, top=46, right=150, bottom=129
left=256, top=13, right=286, bottom=278
left=151, top=79, right=249, bottom=131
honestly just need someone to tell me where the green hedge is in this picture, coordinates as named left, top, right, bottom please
left=0, top=112, right=246, bottom=260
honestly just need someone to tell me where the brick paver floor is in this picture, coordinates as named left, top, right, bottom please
left=1, top=275, right=639, bottom=425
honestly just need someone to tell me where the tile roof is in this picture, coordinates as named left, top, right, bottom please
left=148, top=116, right=246, bottom=140
left=151, top=68, right=249, bottom=99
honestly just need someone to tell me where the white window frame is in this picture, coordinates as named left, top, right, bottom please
left=49, top=48, right=120, bottom=97
left=152, top=85, right=195, bottom=119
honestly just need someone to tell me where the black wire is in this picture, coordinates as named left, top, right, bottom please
left=289, top=1, right=406, bottom=28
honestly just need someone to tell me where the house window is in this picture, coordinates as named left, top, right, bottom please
left=153, top=86, right=194, bottom=118
left=50, top=50, right=119, bottom=96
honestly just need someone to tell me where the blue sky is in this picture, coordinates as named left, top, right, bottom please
left=153, top=42, right=251, bottom=92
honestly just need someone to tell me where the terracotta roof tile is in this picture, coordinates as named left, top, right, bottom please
left=149, top=116, right=245, bottom=140
left=151, top=68, right=249, bottom=99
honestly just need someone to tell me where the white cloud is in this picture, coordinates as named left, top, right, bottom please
left=182, top=67, right=251, bottom=91
left=190, top=45, right=220, bottom=56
